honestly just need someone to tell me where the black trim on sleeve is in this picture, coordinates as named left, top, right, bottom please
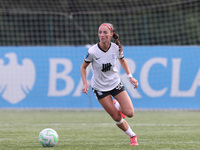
left=84, top=60, right=91, bottom=63
left=119, top=56, right=124, bottom=60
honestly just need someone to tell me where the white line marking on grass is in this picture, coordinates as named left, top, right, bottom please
left=133, top=124, right=200, bottom=127
left=0, top=123, right=200, bottom=127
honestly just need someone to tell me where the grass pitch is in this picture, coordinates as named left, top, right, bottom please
left=0, top=110, right=199, bottom=150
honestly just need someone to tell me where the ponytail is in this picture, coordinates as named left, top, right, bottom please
left=113, top=33, right=120, bottom=46
left=113, top=32, right=123, bottom=53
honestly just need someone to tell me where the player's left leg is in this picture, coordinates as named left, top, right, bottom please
left=113, top=99, right=126, bottom=118
left=113, top=90, right=138, bottom=145
left=99, top=95, right=138, bottom=145
left=113, top=90, right=134, bottom=118
left=98, top=95, right=129, bottom=132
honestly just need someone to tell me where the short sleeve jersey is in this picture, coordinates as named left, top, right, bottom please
left=84, top=42, right=124, bottom=91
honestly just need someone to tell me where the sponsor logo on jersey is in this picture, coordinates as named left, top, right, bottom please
left=101, top=63, right=112, bottom=72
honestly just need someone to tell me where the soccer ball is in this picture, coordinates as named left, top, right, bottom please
left=38, top=128, right=59, bottom=147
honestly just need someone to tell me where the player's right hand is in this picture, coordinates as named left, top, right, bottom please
left=82, top=83, right=89, bottom=95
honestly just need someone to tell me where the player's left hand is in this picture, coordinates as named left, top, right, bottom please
left=129, top=77, right=138, bottom=89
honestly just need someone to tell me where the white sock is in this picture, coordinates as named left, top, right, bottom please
left=114, top=100, right=120, bottom=110
left=123, top=126, right=136, bottom=138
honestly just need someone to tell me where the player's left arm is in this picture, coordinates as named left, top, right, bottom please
left=119, top=58, right=138, bottom=89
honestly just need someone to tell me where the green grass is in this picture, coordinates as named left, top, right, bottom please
left=0, top=110, right=199, bottom=150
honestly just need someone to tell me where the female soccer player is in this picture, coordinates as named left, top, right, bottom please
left=80, top=23, right=139, bottom=146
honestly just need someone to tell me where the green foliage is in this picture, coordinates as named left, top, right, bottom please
left=0, top=110, right=199, bottom=150
left=0, top=0, right=200, bottom=45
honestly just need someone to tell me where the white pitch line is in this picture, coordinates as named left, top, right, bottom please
left=0, top=123, right=200, bottom=127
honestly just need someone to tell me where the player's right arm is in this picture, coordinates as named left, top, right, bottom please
left=80, top=61, right=90, bottom=94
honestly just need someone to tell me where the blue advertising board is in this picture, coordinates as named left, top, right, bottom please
left=0, top=46, right=199, bottom=109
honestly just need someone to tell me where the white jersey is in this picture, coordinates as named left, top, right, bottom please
left=84, top=42, right=124, bottom=91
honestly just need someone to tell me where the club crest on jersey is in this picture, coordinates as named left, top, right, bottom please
left=112, top=54, right=115, bottom=60
left=85, top=52, right=90, bottom=59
